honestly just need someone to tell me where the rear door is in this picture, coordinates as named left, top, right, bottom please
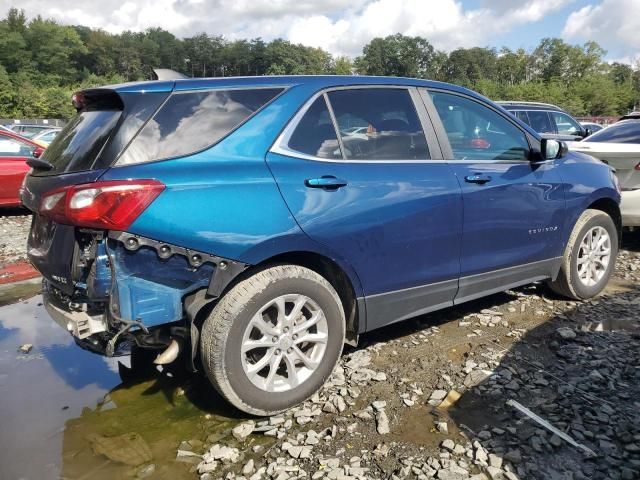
left=268, top=86, right=463, bottom=330
left=423, top=90, right=565, bottom=303
left=0, top=136, right=32, bottom=206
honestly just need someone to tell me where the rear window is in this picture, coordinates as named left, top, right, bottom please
left=36, top=90, right=124, bottom=176
left=117, top=88, right=283, bottom=165
left=39, top=111, right=120, bottom=174
left=584, top=120, right=640, bottom=144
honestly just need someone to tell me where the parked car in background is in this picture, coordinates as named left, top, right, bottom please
left=22, top=76, right=620, bottom=415
left=580, top=121, right=604, bottom=134
left=0, top=130, right=44, bottom=207
left=619, top=111, right=640, bottom=121
left=31, top=128, right=61, bottom=147
left=498, top=101, right=591, bottom=141
left=567, top=117, right=640, bottom=227
left=7, top=124, right=56, bottom=138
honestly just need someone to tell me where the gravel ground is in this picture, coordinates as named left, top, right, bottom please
left=178, top=233, right=640, bottom=480
left=0, top=212, right=31, bottom=266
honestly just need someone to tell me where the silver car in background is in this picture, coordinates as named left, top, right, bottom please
left=568, top=114, right=640, bottom=227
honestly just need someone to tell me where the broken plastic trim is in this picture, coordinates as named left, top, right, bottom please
left=107, top=231, right=248, bottom=298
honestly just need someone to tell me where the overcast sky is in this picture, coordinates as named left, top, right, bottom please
left=2, top=0, right=639, bottom=62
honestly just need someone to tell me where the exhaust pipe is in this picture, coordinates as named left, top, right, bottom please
left=154, top=339, right=181, bottom=365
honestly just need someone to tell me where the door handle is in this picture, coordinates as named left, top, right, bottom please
left=305, top=176, right=348, bottom=190
left=464, top=174, right=492, bottom=185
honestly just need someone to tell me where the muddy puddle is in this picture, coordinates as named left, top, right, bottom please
left=0, top=294, right=256, bottom=480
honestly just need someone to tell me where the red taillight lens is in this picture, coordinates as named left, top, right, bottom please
left=635, top=162, right=640, bottom=171
left=40, top=180, right=164, bottom=230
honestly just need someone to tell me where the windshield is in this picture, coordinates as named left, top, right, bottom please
left=584, top=120, right=640, bottom=144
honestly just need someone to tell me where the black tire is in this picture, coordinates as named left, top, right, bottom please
left=200, top=265, right=345, bottom=416
left=548, top=209, right=618, bottom=300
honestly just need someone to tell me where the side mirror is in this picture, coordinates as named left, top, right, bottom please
left=33, top=146, right=45, bottom=158
left=541, top=138, right=568, bottom=160
left=583, top=127, right=592, bottom=138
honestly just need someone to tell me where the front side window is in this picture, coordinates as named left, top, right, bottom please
left=584, top=120, right=640, bottom=144
left=287, top=96, right=342, bottom=159
left=327, top=88, right=430, bottom=160
left=119, top=88, right=283, bottom=165
left=430, top=92, right=529, bottom=161
left=550, top=111, right=582, bottom=135
left=526, top=110, right=554, bottom=134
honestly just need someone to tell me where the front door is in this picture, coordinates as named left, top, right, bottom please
left=267, top=86, right=463, bottom=330
left=424, top=90, right=566, bottom=303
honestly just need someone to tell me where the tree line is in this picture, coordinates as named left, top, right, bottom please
left=0, top=7, right=638, bottom=119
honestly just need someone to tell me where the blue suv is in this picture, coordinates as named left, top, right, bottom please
left=22, top=76, right=621, bottom=415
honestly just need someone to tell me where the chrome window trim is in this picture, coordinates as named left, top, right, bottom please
left=270, top=85, right=443, bottom=164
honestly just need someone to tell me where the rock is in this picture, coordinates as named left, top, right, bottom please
left=429, top=390, right=448, bottom=403
left=485, top=466, right=505, bottom=479
left=136, top=464, right=156, bottom=478
left=556, top=327, right=576, bottom=340
left=488, top=454, right=502, bottom=469
left=88, top=432, right=153, bottom=466
left=504, top=450, right=522, bottom=464
left=441, top=439, right=455, bottom=451
left=376, top=410, right=390, bottom=434
left=437, top=470, right=466, bottom=480
left=242, top=459, right=255, bottom=475
left=477, top=430, right=492, bottom=440
left=204, top=444, right=240, bottom=464
left=436, top=421, right=449, bottom=434
left=464, top=370, right=491, bottom=387
left=372, top=400, right=387, bottom=411
left=232, top=421, right=255, bottom=441
left=176, top=449, right=202, bottom=464
left=18, top=344, right=33, bottom=354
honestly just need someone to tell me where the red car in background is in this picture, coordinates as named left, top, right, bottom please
left=0, top=130, right=45, bottom=207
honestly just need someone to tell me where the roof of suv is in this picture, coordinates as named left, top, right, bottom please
left=102, top=75, right=481, bottom=98
left=495, top=101, right=564, bottom=111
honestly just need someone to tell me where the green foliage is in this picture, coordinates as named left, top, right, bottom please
left=0, top=9, right=638, bottom=119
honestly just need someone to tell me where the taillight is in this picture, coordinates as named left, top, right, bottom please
left=635, top=162, right=640, bottom=171
left=40, top=180, right=164, bottom=230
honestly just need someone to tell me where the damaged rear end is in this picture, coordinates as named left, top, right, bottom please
left=21, top=83, right=245, bottom=363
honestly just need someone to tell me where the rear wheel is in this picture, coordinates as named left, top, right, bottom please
left=200, top=265, right=345, bottom=415
left=548, top=209, right=618, bottom=300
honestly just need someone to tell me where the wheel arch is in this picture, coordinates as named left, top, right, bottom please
left=586, top=197, right=622, bottom=245
left=252, top=251, right=363, bottom=346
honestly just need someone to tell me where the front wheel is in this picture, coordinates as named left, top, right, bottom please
left=548, top=209, right=618, bottom=300
left=200, top=265, right=345, bottom=415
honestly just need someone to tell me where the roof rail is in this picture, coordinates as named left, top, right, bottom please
left=496, top=101, right=560, bottom=109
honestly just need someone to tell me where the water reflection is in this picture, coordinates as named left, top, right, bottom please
left=0, top=295, right=249, bottom=480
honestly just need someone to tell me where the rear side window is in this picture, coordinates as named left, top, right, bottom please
left=584, top=120, right=640, bottom=144
left=328, top=89, right=430, bottom=160
left=287, top=96, right=342, bottom=159
left=527, top=110, right=554, bottom=134
left=118, top=88, right=283, bottom=165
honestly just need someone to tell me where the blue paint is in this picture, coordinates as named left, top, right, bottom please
left=31, top=76, right=621, bottom=333
left=108, top=242, right=213, bottom=326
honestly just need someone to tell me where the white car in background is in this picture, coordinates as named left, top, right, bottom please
left=568, top=114, right=640, bottom=227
